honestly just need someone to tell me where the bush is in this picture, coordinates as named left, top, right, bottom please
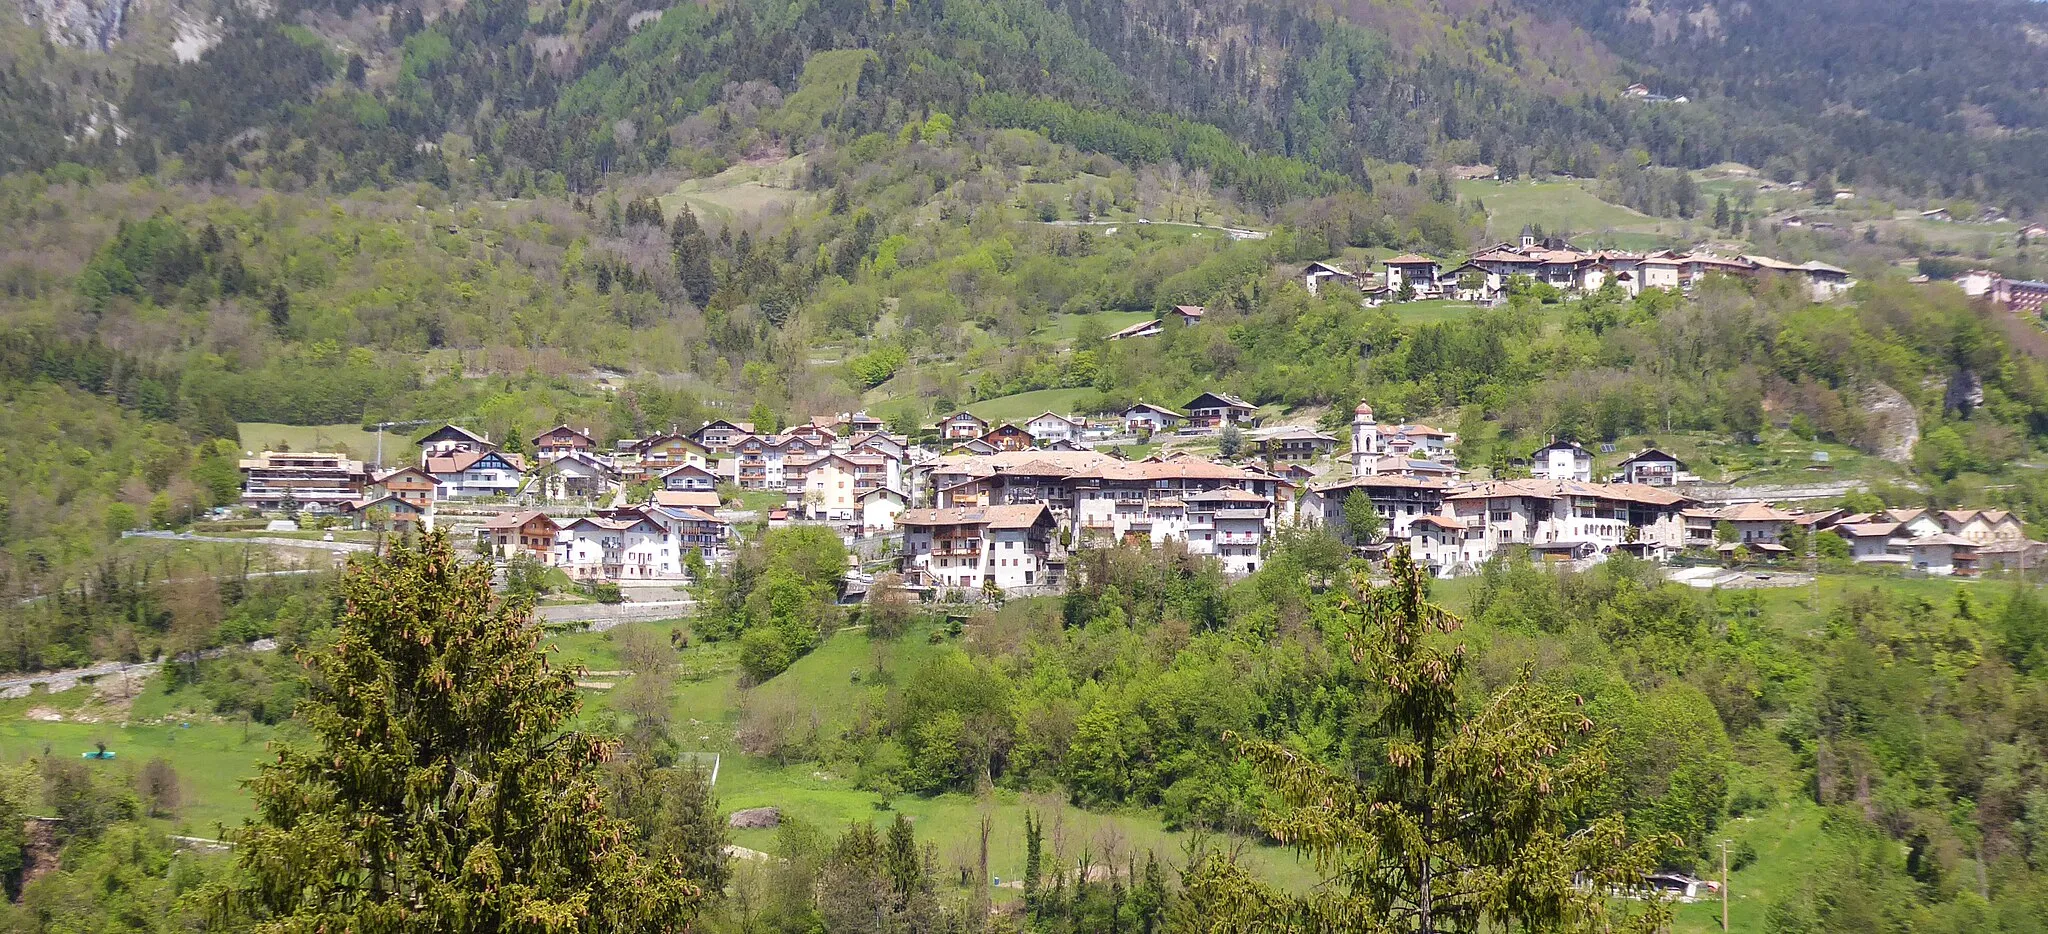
left=738, top=628, right=800, bottom=684
left=584, top=582, right=623, bottom=604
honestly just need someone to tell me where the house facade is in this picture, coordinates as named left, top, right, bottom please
left=1184, top=392, right=1258, bottom=431
left=426, top=450, right=525, bottom=500
left=1530, top=440, right=1594, bottom=483
left=240, top=451, right=369, bottom=513
left=531, top=425, right=596, bottom=462
left=898, top=504, right=1060, bottom=593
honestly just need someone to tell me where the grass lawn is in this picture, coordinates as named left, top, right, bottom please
left=238, top=422, right=413, bottom=464
left=659, top=155, right=814, bottom=225
left=1389, top=299, right=1483, bottom=324
left=1457, top=179, right=1658, bottom=239
left=1032, top=309, right=1157, bottom=344
left=0, top=679, right=278, bottom=836
left=1580, top=428, right=1908, bottom=487
left=968, top=388, right=1097, bottom=424
left=735, top=490, right=785, bottom=514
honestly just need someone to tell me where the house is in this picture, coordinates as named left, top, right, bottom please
left=658, top=463, right=720, bottom=493
left=1024, top=412, right=1083, bottom=446
left=734, top=434, right=820, bottom=491
left=1302, top=475, right=1452, bottom=540
left=1106, top=318, right=1165, bottom=340
left=938, top=411, right=991, bottom=441
left=425, top=449, right=526, bottom=500
left=344, top=493, right=431, bottom=532
left=1250, top=426, right=1337, bottom=462
left=1381, top=423, right=1459, bottom=463
left=1714, top=502, right=1797, bottom=545
left=363, top=465, right=437, bottom=509
left=652, top=489, right=721, bottom=510
left=690, top=419, right=756, bottom=453
left=1617, top=449, right=1687, bottom=487
left=859, top=486, right=909, bottom=534
left=1382, top=254, right=1442, bottom=299
left=1529, top=440, right=1594, bottom=483
left=788, top=452, right=895, bottom=521
left=1439, top=262, right=1497, bottom=303
left=644, top=505, right=732, bottom=565
left=1167, top=305, right=1205, bottom=326
left=1120, top=403, right=1184, bottom=435
left=1183, top=392, right=1259, bottom=431
left=531, top=451, right=616, bottom=501
left=483, top=511, right=559, bottom=563
left=1441, top=479, right=1693, bottom=568
left=635, top=434, right=711, bottom=476
left=1938, top=508, right=2026, bottom=544
left=1182, top=488, right=1272, bottom=576
left=530, top=425, right=596, bottom=462
left=848, top=431, right=909, bottom=461
left=898, top=503, right=1061, bottom=594
left=1976, top=539, right=2048, bottom=571
left=980, top=424, right=1037, bottom=452
left=556, top=513, right=680, bottom=581
left=1302, top=261, right=1359, bottom=296
left=1920, top=208, right=1953, bottom=223
left=1408, top=515, right=1478, bottom=576
left=240, top=451, right=369, bottom=513
left=947, top=438, right=1000, bottom=456
left=1830, top=522, right=1908, bottom=563
left=416, top=424, right=495, bottom=459
left=1877, top=507, right=1947, bottom=539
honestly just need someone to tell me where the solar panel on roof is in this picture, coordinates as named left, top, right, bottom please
left=1599, top=442, right=1616, bottom=453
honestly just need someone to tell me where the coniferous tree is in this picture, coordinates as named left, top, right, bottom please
left=266, top=283, right=290, bottom=332
left=1182, top=548, right=1669, bottom=934
left=220, top=532, right=702, bottom=931
left=1713, top=193, right=1731, bottom=230
left=670, top=207, right=715, bottom=307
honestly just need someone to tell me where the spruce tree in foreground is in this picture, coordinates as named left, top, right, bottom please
left=1183, top=548, right=1670, bottom=933
left=222, top=533, right=701, bottom=932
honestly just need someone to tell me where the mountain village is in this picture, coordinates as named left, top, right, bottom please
left=238, top=381, right=2044, bottom=599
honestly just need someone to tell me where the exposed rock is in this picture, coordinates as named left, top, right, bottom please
left=1862, top=382, right=1920, bottom=463
left=17, top=0, right=133, bottom=50
left=728, top=806, right=780, bottom=829
left=1945, top=368, right=1985, bottom=415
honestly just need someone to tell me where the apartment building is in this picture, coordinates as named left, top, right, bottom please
left=239, top=451, right=369, bottom=513
left=898, top=504, right=1061, bottom=593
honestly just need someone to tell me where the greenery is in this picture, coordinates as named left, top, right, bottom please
left=219, top=533, right=704, bottom=930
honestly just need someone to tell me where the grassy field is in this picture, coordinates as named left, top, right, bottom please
left=1032, top=309, right=1157, bottom=344
left=0, top=678, right=279, bottom=836
left=967, top=387, right=1097, bottom=423
left=1455, top=179, right=1713, bottom=252
left=1389, top=298, right=1482, bottom=323
left=1578, top=428, right=1909, bottom=487
left=238, top=422, right=414, bottom=463
left=659, top=155, right=814, bottom=225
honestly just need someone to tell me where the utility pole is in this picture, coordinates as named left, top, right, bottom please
left=1720, top=838, right=1732, bottom=931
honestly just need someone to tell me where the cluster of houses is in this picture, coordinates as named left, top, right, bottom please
left=236, top=395, right=2040, bottom=596
left=1953, top=269, right=2048, bottom=315
left=1303, top=229, right=1855, bottom=306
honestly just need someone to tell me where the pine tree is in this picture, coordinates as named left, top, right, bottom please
left=883, top=813, right=920, bottom=906
left=221, top=532, right=702, bottom=931
left=1182, top=548, right=1669, bottom=934
left=1714, top=193, right=1731, bottom=230
left=669, top=207, right=715, bottom=307
left=266, top=283, right=290, bottom=332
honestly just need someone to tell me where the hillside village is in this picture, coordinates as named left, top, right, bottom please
left=240, top=386, right=2046, bottom=598
left=1295, top=227, right=1855, bottom=306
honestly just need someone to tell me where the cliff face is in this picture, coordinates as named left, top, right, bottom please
left=15, top=0, right=134, bottom=50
